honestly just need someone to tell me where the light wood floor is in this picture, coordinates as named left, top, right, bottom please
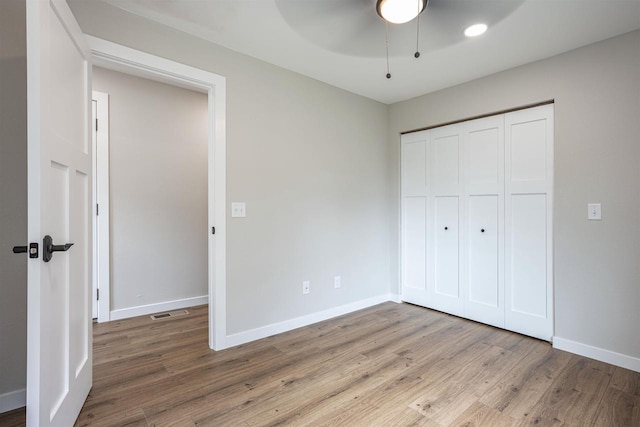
left=1, top=302, right=639, bottom=426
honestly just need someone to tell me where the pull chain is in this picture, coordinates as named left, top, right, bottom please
left=415, top=0, right=421, bottom=58
left=385, top=21, right=391, bottom=79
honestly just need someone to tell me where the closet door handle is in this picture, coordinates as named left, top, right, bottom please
left=481, top=229, right=485, bottom=233
left=444, top=226, right=448, bottom=231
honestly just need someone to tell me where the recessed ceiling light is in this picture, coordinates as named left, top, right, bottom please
left=464, top=23, right=488, bottom=37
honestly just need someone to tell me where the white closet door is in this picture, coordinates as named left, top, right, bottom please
left=401, top=131, right=429, bottom=307
left=463, top=116, right=505, bottom=328
left=505, top=105, right=554, bottom=340
left=428, top=125, right=464, bottom=316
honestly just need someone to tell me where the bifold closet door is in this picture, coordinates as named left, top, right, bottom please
left=463, top=116, right=505, bottom=328
left=505, top=105, right=554, bottom=341
left=400, top=104, right=553, bottom=342
left=428, top=125, right=464, bottom=316
left=401, top=131, right=429, bottom=307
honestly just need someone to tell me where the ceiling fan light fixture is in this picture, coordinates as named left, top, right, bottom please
left=376, top=0, right=426, bottom=24
left=464, top=23, right=488, bottom=37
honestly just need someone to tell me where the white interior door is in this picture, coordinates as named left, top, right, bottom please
left=26, top=0, right=92, bottom=425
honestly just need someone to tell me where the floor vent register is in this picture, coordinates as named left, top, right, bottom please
left=150, top=309, right=190, bottom=320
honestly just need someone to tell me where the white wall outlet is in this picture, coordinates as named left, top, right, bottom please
left=231, top=202, right=246, bottom=218
left=334, top=276, right=341, bottom=289
left=587, top=203, right=602, bottom=220
left=302, top=281, right=310, bottom=295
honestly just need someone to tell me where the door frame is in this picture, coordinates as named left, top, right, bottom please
left=88, top=37, right=227, bottom=350
left=92, top=91, right=110, bottom=322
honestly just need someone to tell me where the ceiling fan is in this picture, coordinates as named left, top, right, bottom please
left=376, top=0, right=429, bottom=78
left=274, top=0, right=524, bottom=79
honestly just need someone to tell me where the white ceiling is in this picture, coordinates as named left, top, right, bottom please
left=95, top=0, right=640, bottom=104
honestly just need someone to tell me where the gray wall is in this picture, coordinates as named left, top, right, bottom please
left=0, top=0, right=28, bottom=403
left=388, top=30, right=640, bottom=360
left=73, top=2, right=392, bottom=334
left=71, top=2, right=640, bottom=362
left=92, top=67, right=209, bottom=312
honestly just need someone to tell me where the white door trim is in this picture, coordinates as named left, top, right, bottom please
left=92, top=91, right=110, bottom=323
left=87, top=37, right=228, bottom=351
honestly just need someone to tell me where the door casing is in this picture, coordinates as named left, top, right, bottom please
left=88, top=36, right=228, bottom=351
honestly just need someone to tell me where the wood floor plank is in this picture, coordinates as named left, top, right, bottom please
left=1, top=302, right=639, bottom=427
left=238, top=352, right=415, bottom=426
left=610, top=366, right=640, bottom=396
left=152, top=349, right=371, bottom=425
left=77, top=375, right=186, bottom=422
left=75, top=406, right=148, bottom=427
left=408, top=345, right=523, bottom=425
left=479, top=344, right=573, bottom=419
left=448, top=401, right=515, bottom=427
left=0, top=408, right=26, bottom=427
left=318, top=402, right=439, bottom=427
left=516, top=355, right=615, bottom=425
left=592, top=387, right=640, bottom=426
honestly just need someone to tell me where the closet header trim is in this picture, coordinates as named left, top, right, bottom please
left=400, top=99, right=554, bottom=136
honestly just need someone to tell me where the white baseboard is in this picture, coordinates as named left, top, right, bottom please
left=110, top=295, right=208, bottom=321
left=0, top=388, right=26, bottom=414
left=225, top=294, right=395, bottom=348
left=553, top=337, right=640, bottom=373
left=388, top=293, right=402, bottom=303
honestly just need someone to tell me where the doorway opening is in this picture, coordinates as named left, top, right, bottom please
left=91, top=69, right=208, bottom=324
left=89, top=37, right=227, bottom=350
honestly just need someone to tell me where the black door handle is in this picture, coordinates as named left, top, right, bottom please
left=43, top=235, right=73, bottom=262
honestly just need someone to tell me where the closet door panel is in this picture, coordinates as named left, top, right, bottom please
left=510, top=119, right=547, bottom=183
left=432, top=127, right=460, bottom=194
left=402, top=139, right=427, bottom=194
left=505, top=105, right=553, bottom=341
left=509, top=194, right=547, bottom=317
left=467, top=126, right=500, bottom=189
left=402, top=197, right=428, bottom=302
left=463, top=116, right=504, bottom=328
left=431, top=196, right=462, bottom=314
left=466, top=195, right=502, bottom=326
left=429, top=125, right=464, bottom=315
left=401, top=132, right=429, bottom=306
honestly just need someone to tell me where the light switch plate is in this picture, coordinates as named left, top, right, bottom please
left=587, top=203, right=601, bottom=220
left=231, top=202, right=246, bottom=218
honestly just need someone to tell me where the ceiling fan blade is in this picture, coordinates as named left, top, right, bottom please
left=276, top=0, right=385, bottom=57
left=274, top=0, right=525, bottom=58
